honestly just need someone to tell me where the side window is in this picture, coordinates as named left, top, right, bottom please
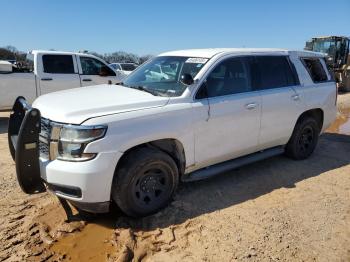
left=80, top=57, right=116, bottom=76
left=196, top=57, right=251, bottom=99
left=42, top=55, right=75, bottom=74
left=301, top=58, right=328, bottom=83
left=255, top=56, right=299, bottom=90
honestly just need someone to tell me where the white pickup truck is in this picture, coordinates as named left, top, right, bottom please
left=8, top=48, right=337, bottom=217
left=0, top=50, right=123, bottom=110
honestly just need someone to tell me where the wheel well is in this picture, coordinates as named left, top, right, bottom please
left=297, top=108, right=324, bottom=130
left=115, top=139, right=186, bottom=177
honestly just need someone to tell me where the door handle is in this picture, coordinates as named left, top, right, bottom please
left=291, top=94, right=300, bottom=101
left=82, top=79, right=92, bottom=82
left=41, top=78, right=52, bottom=81
left=245, top=103, right=257, bottom=110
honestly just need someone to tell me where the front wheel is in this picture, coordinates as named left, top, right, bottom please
left=285, top=117, right=320, bottom=160
left=112, top=147, right=179, bottom=217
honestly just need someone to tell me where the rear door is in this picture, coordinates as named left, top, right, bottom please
left=77, top=55, right=122, bottom=86
left=38, top=54, right=81, bottom=95
left=253, top=56, right=305, bottom=150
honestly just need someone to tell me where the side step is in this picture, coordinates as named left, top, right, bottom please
left=182, top=146, right=284, bottom=182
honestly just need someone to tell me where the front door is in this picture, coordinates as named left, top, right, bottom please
left=38, top=54, right=81, bottom=95
left=78, top=56, right=121, bottom=86
left=192, top=57, right=261, bottom=169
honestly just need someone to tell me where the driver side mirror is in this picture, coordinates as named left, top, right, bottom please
left=180, top=73, right=194, bottom=86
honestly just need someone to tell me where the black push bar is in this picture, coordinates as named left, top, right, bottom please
left=7, top=96, right=45, bottom=194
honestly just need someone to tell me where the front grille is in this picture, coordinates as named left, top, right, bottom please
left=39, top=141, right=49, bottom=158
left=39, top=118, right=52, bottom=159
left=40, top=118, right=52, bottom=138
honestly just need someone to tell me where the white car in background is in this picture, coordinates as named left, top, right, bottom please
left=0, top=50, right=123, bottom=110
left=109, top=62, right=138, bottom=77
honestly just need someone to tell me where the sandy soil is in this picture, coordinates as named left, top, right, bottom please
left=0, top=94, right=350, bottom=262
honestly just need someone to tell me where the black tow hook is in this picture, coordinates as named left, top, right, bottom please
left=57, top=197, right=96, bottom=222
left=57, top=197, right=75, bottom=222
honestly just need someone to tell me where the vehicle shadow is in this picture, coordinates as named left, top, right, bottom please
left=0, top=117, right=9, bottom=134
left=90, top=132, right=350, bottom=231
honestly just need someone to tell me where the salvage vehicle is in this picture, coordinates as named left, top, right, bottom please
left=8, top=48, right=337, bottom=217
left=0, top=50, right=123, bottom=110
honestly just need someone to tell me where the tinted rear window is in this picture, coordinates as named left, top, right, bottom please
left=42, top=55, right=75, bottom=74
left=301, top=58, right=328, bottom=83
left=254, top=56, right=299, bottom=90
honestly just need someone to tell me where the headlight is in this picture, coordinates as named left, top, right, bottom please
left=56, top=125, right=107, bottom=162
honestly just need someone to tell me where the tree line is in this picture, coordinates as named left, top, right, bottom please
left=0, top=46, right=27, bottom=61
left=0, top=46, right=153, bottom=64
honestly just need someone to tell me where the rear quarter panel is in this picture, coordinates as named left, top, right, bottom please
left=291, top=54, right=337, bottom=132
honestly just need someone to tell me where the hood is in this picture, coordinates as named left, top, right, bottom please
left=33, top=84, right=170, bottom=124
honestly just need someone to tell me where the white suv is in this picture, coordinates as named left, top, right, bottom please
left=8, top=48, right=337, bottom=217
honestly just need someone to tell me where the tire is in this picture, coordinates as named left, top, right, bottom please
left=285, top=117, right=320, bottom=160
left=338, top=74, right=350, bottom=92
left=112, top=147, right=179, bottom=217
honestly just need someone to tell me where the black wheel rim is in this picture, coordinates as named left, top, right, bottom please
left=131, top=164, right=172, bottom=209
left=298, top=126, right=314, bottom=153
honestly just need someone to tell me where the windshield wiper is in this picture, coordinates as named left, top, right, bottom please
left=130, top=86, right=161, bottom=96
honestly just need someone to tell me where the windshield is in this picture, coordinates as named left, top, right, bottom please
left=123, top=56, right=208, bottom=97
left=121, top=63, right=137, bottom=71
left=313, top=39, right=339, bottom=56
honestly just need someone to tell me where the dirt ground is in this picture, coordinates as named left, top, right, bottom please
left=0, top=94, right=350, bottom=262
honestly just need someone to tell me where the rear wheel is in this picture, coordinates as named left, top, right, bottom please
left=285, top=117, right=320, bottom=160
left=112, top=147, right=179, bottom=217
left=338, top=73, right=350, bottom=92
